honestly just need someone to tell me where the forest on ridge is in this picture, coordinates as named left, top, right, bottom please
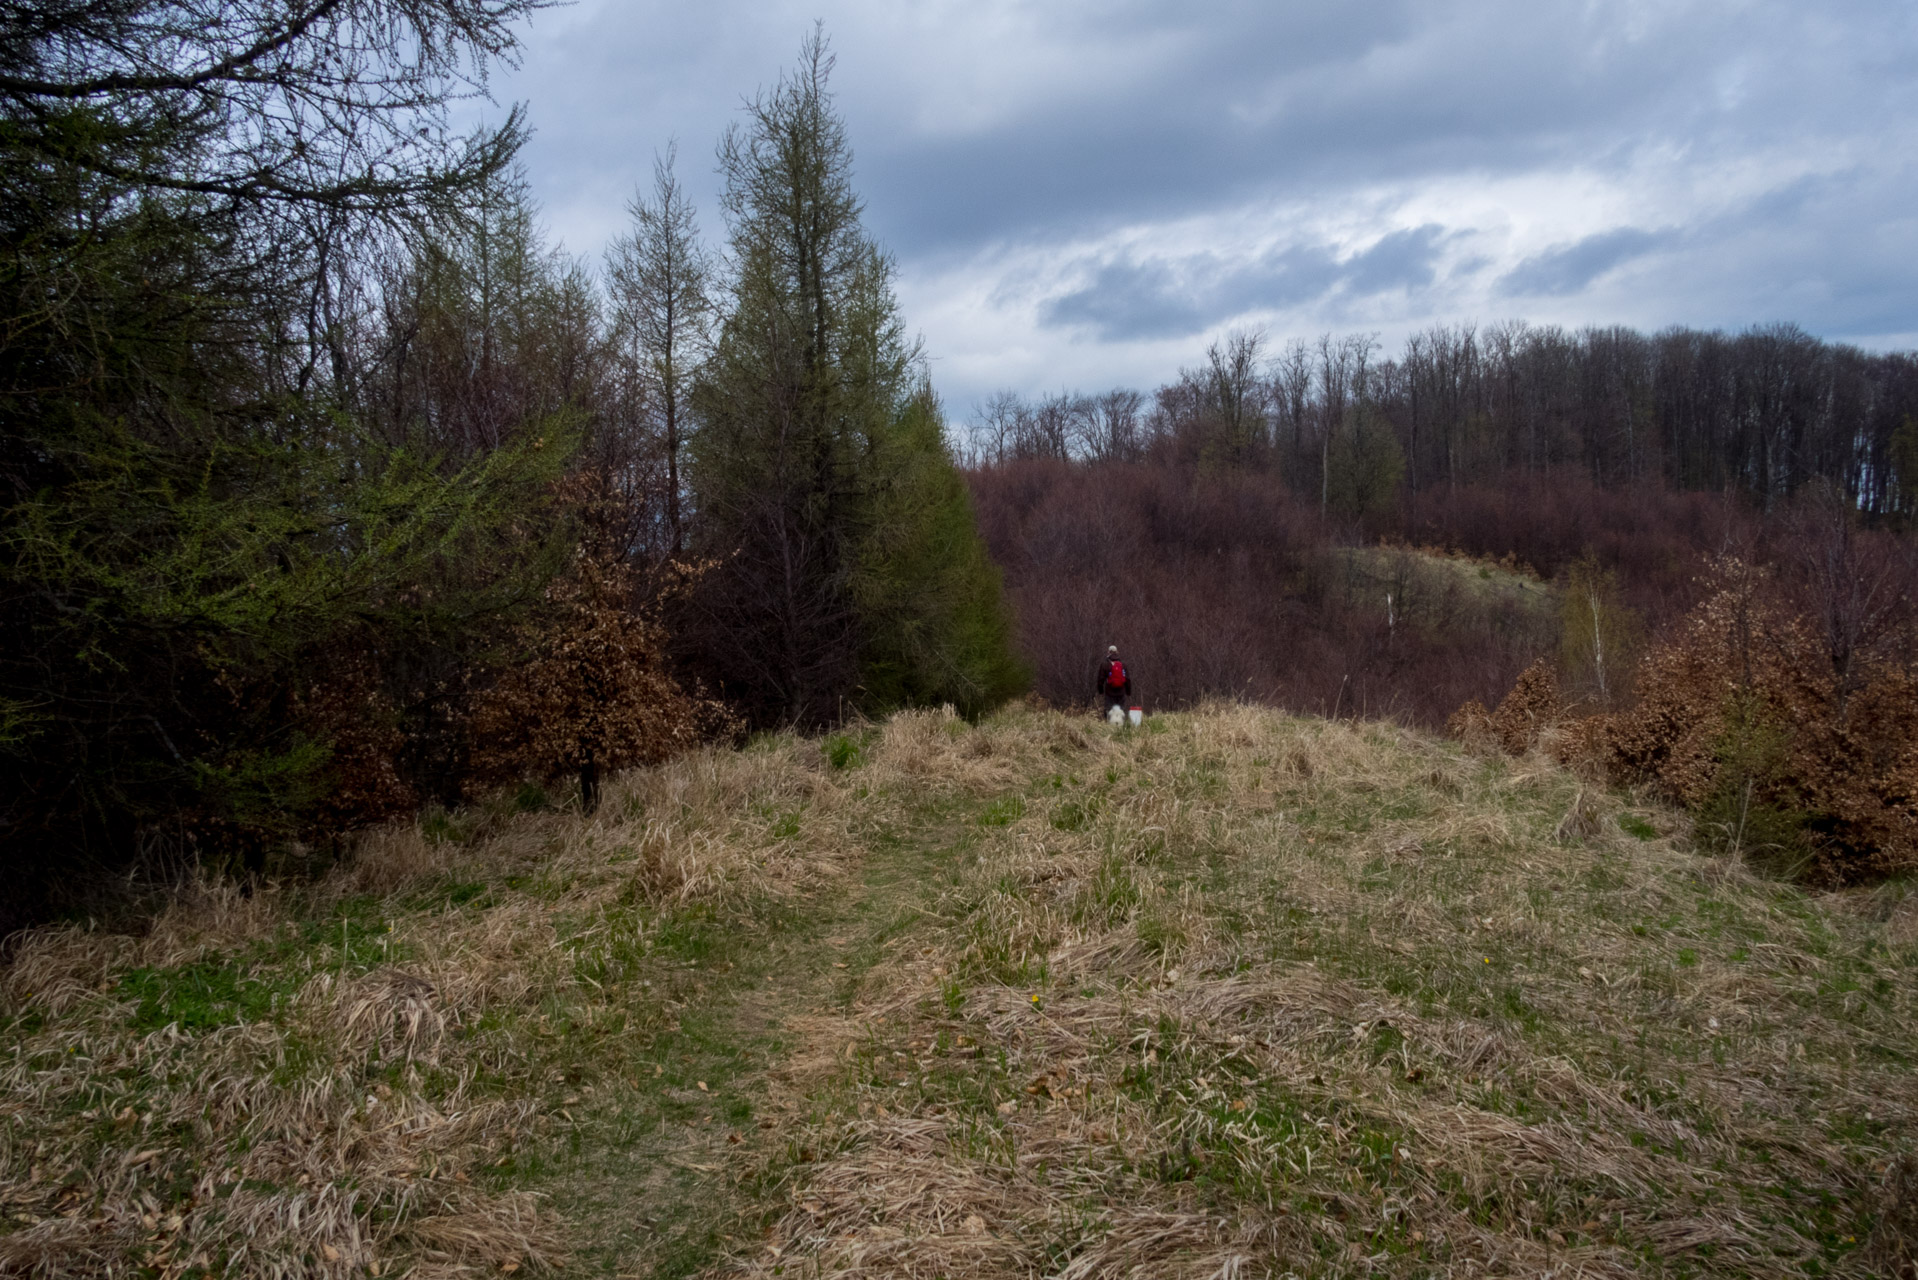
left=4, top=1, right=1918, bottom=932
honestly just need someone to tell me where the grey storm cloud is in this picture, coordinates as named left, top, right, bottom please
left=498, top=1, right=1914, bottom=251
left=487, top=0, right=1918, bottom=398
left=1498, top=228, right=1668, bottom=298
left=1041, top=226, right=1450, bottom=341
left=1039, top=259, right=1212, bottom=342
left=1041, top=248, right=1334, bottom=341
left=1342, top=225, right=1449, bottom=297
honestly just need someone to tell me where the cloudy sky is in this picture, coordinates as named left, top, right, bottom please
left=486, top=0, right=1918, bottom=411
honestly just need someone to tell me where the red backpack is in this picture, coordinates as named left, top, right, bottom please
left=1105, top=659, right=1127, bottom=690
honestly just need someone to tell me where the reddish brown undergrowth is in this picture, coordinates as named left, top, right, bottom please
left=1457, top=515, right=1918, bottom=880
left=967, top=461, right=1747, bottom=727
left=469, top=552, right=736, bottom=812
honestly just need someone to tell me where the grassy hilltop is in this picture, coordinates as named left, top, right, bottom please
left=3, top=706, right=1915, bottom=1278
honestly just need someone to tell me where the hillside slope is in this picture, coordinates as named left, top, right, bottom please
left=3, top=707, right=1914, bottom=1278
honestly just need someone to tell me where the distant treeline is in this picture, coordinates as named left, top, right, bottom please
left=962, top=320, right=1918, bottom=718
left=967, top=324, right=1918, bottom=520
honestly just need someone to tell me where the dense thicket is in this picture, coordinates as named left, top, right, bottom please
left=0, top=0, right=573, bottom=923
left=0, top=13, right=1021, bottom=924
left=969, top=461, right=1748, bottom=723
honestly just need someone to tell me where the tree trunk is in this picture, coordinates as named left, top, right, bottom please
left=579, top=752, right=600, bottom=816
left=666, top=390, right=682, bottom=555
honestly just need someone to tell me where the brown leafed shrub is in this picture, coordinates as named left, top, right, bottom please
left=293, top=648, right=418, bottom=832
left=1447, top=659, right=1561, bottom=756
left=1543, top=710, right=1614, bottom=778
left=1599, top=558, right=1918, bottom=879
left=1444, top=698, right=1497, bottom=751
left=467, top=554, right=737, bottom=812
left=1490, top=659, right=1562, bottom=755
left=1598, top=573, right=1771, bottom=811
left=1462, top=552, right=1918, bottom=881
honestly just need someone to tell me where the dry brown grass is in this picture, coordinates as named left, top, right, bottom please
left=0, top=729, right=874, bottom=1278
left=5, top=704, right=1914, bottom=1278
left=712, top=705, right=1917, bottom=1279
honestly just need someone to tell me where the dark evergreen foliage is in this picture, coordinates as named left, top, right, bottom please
left=685, top=30, right=1023, bottom=727
left=855, top=388, right=1029, bottom=718
left=0, top=0, right=559, bottom=924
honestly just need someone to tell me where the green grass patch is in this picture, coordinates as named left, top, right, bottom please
left=120, top=957, right=300, bottom=1032
left=1619, top=812, right=1659, bottom=840
left=978, top=796, right=1024, bottom=827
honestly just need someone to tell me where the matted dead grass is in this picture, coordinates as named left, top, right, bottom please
left=6, top=705, right=1915, bottom=1278
left=0, top=728, right=886, bottom=1279
left=714, top=704, right=1918, bottom=1279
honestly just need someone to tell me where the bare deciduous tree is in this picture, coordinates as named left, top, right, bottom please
left=1087, top=389, right=1146, bottom=463
left=1316, top=333, right=1376, bottom=515
left=1783, top=484, right=1915, bottom=722
left=1202, top=329, right=1269, bottom=464
left=606, top=144, right=714, bottom=555
left=1272, top=337, right=1314, bottom=470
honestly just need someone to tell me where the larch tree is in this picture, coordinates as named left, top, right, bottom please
left=0, top=0, right=569, bottom=909
left=687, top=28, right=1022, bottom=726
left=605, top=145, right=713, bottom=556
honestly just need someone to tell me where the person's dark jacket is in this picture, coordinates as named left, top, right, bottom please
left=1096, top=656, right=1132, bottom=702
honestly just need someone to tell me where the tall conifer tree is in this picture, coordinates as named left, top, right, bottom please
left=688, top=29, right=1022, bottom=725
left=855, top=385, right=1029, bottom=718
left=0, top=1, right=567, bottom=909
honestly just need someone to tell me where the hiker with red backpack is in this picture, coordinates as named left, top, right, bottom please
left=1096, top=645, right=1132, bottom=721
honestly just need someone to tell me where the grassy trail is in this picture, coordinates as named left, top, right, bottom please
left=4, top=706, right=1916, bottom=1279
left=530, top=797, right=974, bottom=1277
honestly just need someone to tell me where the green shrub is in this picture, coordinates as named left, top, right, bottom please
left=825, top=734, right=863, bottom=770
